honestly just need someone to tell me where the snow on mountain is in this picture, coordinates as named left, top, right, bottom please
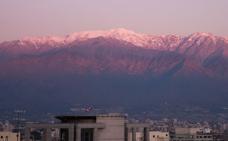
left=225, top=37, right=228, bottom=43
left=63, top=28, right=184, bottom=50
left=0, top=28, right=228, bottom=78
left=22, top=36, right=65, bottom=47
left=64, top=28, right=152, bottom=47
left=186, top=32, right=217, bottom=45
left=1, top=28, right=225, bottom=52
left=0, top=28, right=182, bottom=50
left=1, top=28, right=227, bottom=59
left=1, top=29, right=228, bottom=114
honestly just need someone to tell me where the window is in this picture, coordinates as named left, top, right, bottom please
left=81, top=128, right=93, bottom=141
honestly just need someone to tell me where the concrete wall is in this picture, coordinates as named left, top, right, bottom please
left=128, top=132, right=143, bottom=141
left=0, top=131, right=19, bottom=141
left=128, top=131, right=169, bottom=141
left=175, top=128, right=201, bottom=134
left=96, top=114, right=125, bottom=141
left=149, top=131, right=169, bottom=141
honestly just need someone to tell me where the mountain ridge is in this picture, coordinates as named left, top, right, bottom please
left=0, top=29, right=228, bottom=78
left=1, top=28, right=227, bottom=50
left=0, top=29, right=228, bottom=115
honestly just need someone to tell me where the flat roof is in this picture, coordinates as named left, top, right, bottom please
left=56, top=116, right=97, bottom=121
left=56, top=113, right=126, bottom=122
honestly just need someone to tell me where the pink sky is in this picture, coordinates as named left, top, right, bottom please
left=0, top=0, right=228, bottom=41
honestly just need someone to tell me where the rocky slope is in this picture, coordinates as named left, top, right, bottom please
left=0, top=29, right=228, bottom=114
left=0, top=28, right=228, bottom=78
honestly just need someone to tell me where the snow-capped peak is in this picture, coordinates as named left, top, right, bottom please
left=63, top=28, right=152, bottom=47
left=1, top=28, right=146, bottom=48
left=3, top=28, right=227, bottom=51
left=186, top=32, right=217, bottom=44
left=108, top=28, right=140, bottom=36
left=22, top=36, right=64, bottom=43
left=65, top=28, right=141, bottom=40
left=19, top=36, right=65, bottom=48
left=188, top=32, right=216, bottom=39
left=225, top=37, right=228, bottom=43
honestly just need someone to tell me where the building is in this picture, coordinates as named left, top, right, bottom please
left=0, top=131, right=20, bottom=141
left=24, top=113, right=150, bottom=141
left=149, top=131, right=169, bottom=141
left=132, top=131, right=169, bottom=141
left=170, top=128, right=213, bottom=141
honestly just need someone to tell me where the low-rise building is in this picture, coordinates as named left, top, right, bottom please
left=0, top=131, right=20, bottom=141
left=149, top=131, right=169, bottom=141
left=170, top=128, right=213, bottom=141
left=128, top=131, right=169, bottom=141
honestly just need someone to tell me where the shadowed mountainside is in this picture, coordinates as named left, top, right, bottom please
left=0, top=29, right=228, bottom=118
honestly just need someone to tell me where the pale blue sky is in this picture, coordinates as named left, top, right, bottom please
left=0, top=0, right=228, bottom=41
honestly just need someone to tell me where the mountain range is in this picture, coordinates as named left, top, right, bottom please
left=0, top=28, right=228, bottom=119
left=1, top=28, right=228, bottom=78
